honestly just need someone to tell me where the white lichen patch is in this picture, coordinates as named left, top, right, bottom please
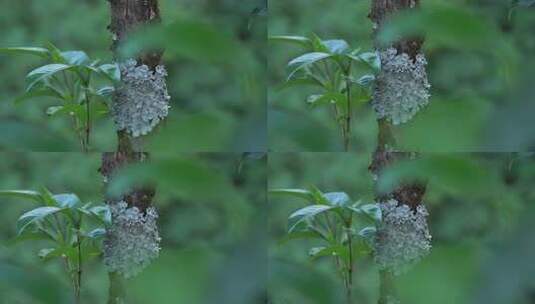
left=373, top=199, right=431, bottom=275
left=372, top=47, right=431, bottom=125
left=112, top=59, right=170, bottom=137
left=103, top=201, right=161, bottom=278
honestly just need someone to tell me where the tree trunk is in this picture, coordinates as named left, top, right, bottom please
left=101, top=1, right=164, bottom=302
left=368, top=1, right=428, bottom=303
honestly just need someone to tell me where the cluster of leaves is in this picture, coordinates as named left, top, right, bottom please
left=270, top=34, right=380, bottom=150
left=0, top=188, right=110, bottom=298
left=0, top=44, right=120, bottom=151
left=271, top=186, right=381, bottom=294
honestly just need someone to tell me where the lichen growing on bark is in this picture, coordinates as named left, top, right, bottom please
left=103, top=201, right=161, bottom=278
left=373, top=199, right=432, bottom=275
left=372, top=47, right=430, bottom=125
left=111, top=59, right=170, bottom=137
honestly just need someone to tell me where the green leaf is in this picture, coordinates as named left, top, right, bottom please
left=38, top=248, right=61, bottom=261
left=52, top=194, right=81, bottom=208
left=26, top=63, right=73, bottom=92
left=269, top=188, right=314, bottom=201
left=14, top=88, right=64, bottom=104
left=269, top=35, right=311, bottom=48
left=308, top=245, right=349, bottom=260
left=348, top=52, right=381, bottom=72
left=0, top=190, right=43, bottom=203
left=288, top=205, right=335, bottom=232
left=60, top=51, right=89, bottom=65
left=321, top=39, right=350, bottom=54
left=323, top=192, right=350, bottom=207
left=0, top=47, right=49, bottom=58
left=86, top=228, right=106, bottom=239
left=98, top=63, right=121, bottom=82
left=306, top=92, right=346, bottom=109
left=95, top=86, right=115, bottom=97
left=46, top=106, right=64, bottom=116
left=353, top=74, right=375, bottom=87
left=88, top=206, right=111, bottom=225
left=358, top=226, right=377, bottom=242
left=17, top=206, right=64, bottom=235
left=359, top=204, right=382, bottom=222
left=287, top=52, right=332, bottom=79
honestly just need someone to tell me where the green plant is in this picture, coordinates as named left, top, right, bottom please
left=271, top=186, right=381, bottom=304
left=0, top=188, right=110, bottom=304
left=270, top=34, right=380, bottom=151
left=0, top=43, right=120, bottom=152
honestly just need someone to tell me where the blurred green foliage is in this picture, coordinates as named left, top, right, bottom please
left=0, top=0, right=266, bottom=151
left=269, top=0, right=535, bottom=151
left=268, top=152, right=535, bottom=304
left=0, top=152, right=266, bottom=303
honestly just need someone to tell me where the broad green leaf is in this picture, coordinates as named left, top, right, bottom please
left=86, top=228, right=106, bottom=239
left=89, top=206, right=111, bottom=225
left=60, top=51, right=89, bottom=65
left=52, top=193, right=81, bottom=208
left=358, top=226, right=377, bottom=242
left=348, top=52, right=381, bottom=72
left=269, top=35, right=311, bottom=48
left=269, top=188, right=314, bottom=201
left=26, top=63, right=74, bottom=92
left=95, top=86, right=115, bottom=97
left=321, top=39, right=350, bottom=54
left=14, top=88, right=63, bottom=104
left=287, top=52, right=332, bottom=79
left=323, top=192, right=350, bottom=207
left=288, top=52, right=332, bottom=67
left=0, top=190, right=43, bottom=203
left=288, top=205, right=335, bottom=232
left=98, top=63, right=120, bottom=82
left=17, top=206, right=64, bottom=235
left=0, top=47, right=49, bottom=58
left=359, top=204, right=382, bottom=222
left=352, top=74, right=375, bottom=87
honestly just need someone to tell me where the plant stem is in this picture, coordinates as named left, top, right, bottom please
left=85, top=96, right=90, bottom=152
left=345, top=219, right=354, bottom=304
left=76, top=230, right=82, bottom=304
left=344, top=75, right=352, bottom=152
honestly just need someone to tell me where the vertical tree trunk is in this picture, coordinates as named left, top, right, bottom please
left=101, top=1, right=164, bottom=302
left=368, top=1, right=428, bottom=303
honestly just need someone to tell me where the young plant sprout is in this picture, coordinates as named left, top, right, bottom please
left=270, top=34, right=380, bottom=151
left=0, top=188, right=111, bottom=304
left=272, top=187, right=432, bottom=303
left=271, top=187, right=382, bottom=304
left=0, top=43, right=121, bottom=152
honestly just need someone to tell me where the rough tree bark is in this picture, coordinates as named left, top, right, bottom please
left=368, top=1, right=428, bottom=303
left=100, top=1, right=163, bottom=303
